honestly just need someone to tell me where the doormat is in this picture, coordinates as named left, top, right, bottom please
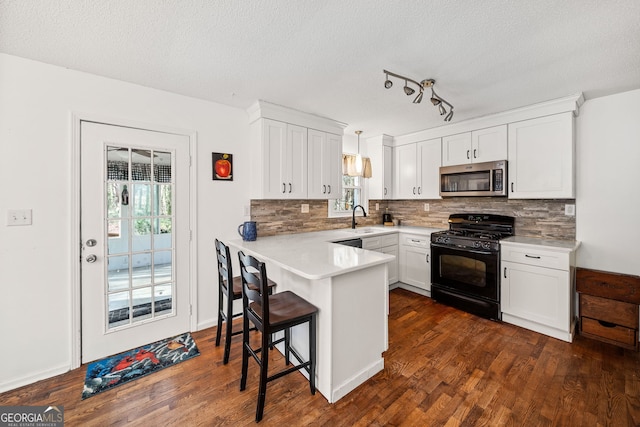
left=82, top=332, right=199, bottom=399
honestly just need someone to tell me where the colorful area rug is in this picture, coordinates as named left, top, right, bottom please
left=82, top=332, right=199, bottom=399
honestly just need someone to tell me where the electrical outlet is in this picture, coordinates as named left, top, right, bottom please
left=424, top=203, right=430, bottom=212
left=375, top=203, right=379, bottom=211
left=7, top=209, right=32, bottom=226
left=301, top=204, right=309, bottom=213
left=564, top=204, right=575, bottom=216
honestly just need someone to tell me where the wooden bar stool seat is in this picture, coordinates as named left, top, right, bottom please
left=214, top=239, right=276, bottom=364
left=238, top=250, right=318, bottom=423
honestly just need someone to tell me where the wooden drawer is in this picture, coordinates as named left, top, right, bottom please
left=577, top=268, right=640, bottom=304
left=580, top=294, right=639, bottom=329
left=500, top=244, right=569, bottom=270
left=581, top=317, right=637, bottom=349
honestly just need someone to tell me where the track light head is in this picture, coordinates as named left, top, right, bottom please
left=403, top=81, right=415, bottom=96
left=384, top=79, right=393, bottom=89
left=413, top=91, right=423, bottom=104
left=439, top=104, right=447, bottom=115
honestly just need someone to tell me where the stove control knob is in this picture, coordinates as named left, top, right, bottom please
left=472, top=241, right=482, bottom=249
left=444, top=237, right=451, bottom=244
left=482, top=242, right=492, bottom=250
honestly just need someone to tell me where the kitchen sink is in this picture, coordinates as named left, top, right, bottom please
left=348, top=228, right=376, bottom=234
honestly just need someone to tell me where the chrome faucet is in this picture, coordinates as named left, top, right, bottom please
left=351, top=205, right=367, bottom=229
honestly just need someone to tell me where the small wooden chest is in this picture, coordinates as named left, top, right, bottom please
left=577, top=268, right=640, bottom=350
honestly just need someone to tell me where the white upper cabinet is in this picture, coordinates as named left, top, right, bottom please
left=442, top=125, right=507, bottom=166
left=260, top=119, right=308, bottom=199
left=366, top=135, right=393, bottom=200
left=248, top=101, right=346, bottom=200
left=508, top=112, right=575, bottom=199
left=393, top=138, right=441, bottom=199
left=307, top=129, right=343, bottom=199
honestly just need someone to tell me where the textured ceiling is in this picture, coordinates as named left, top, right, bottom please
left=1, top=0, right=639, bottom=138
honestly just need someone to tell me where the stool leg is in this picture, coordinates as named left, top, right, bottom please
left=256, top=332, right=269, bottom=422
left=215, top=287, right=223, bottom=347
left=284, top=328, right=291, bottom=365
left=240, top=315, right=250, bottom=392
left=223, top=295, right=234, bottom=364
left=309, top=315, right=316, bottom=395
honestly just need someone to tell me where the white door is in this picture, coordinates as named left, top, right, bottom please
left=80, top=121, right=191, bottom=363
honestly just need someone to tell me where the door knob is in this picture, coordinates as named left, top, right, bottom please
left=86, top=254, right=97, bottom=263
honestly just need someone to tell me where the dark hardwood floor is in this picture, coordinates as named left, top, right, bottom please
left=2, top=289, right=640, bottom=426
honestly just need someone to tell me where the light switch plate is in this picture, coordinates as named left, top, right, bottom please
left=301, top=204, right=309, bottom=213
left=7, top=209, right=32, bottom=226
left=424, top=203, right=430, bottom=212
left=564, top=204, right=575, bottom=216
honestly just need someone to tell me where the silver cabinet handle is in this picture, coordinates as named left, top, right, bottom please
left=289, top=183, right=292, bottom=193
left=525, top=254, right=541, bottom=259
left=413, top=187, right=416, bottom=195
left=282, top=183, right=286, bottom=193
left=327, top=185, right=331, bottom=194
left=86, top=254, right=97, bottom=263
left=467, top=150, right=470, bottom=159
left=418, top=187, right=422, bottom=195
left=323, top=185, right=326, bottom=194
left=384, top=187, right=387, bottom=195
left=473, top=149, right=477, bottom=158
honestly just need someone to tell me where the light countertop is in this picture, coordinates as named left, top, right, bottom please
left=501, top=236, right=581, bottom=251
left=228, top=225, right=444, bottom=280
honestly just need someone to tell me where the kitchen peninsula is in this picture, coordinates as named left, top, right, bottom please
left=229, top=228, right=396, bottom=403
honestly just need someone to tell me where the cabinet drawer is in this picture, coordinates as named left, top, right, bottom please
left=581, top=317, right=637, bottom=348
left=380, top=234, right=398, bottom=247
left=401, top=234, right=429, bottom=248
left=500, top=245, right=569, bottom=270
left=580, top=294, right=638, bottom=329
left=362, top=236, right=382, bottom=250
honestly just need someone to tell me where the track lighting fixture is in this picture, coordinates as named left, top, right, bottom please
left=384, top=72, right=393, bottom=89
left=383, top=69, right=455, bottom=122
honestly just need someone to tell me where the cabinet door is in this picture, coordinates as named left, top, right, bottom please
left=307, top=130, right=342, bottom=199
left=399, top=245, right=430, bottom=291
left=508, top=112, right=574, bottom=199
left=326, top=133, right=343, bottom=199
left=285, top=124, right=308, bottom=199
left=262, top=119, right=288, bottom=198
left=442, top=132, right=472, bottom=166
left=472, top=125, right=507, bottom=163
left=416, top=138, right=441, bottom=199
left=382, top=145, right=393, bottom=199
left=307, top=129, right=326, bottom=199
left=393, top=144, right=418, bottom=199
left=501, top=261, right=570, bottom=330
left=381, top=245, right=399, bottom=285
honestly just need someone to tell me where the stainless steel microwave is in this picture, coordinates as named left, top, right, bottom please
left=439, top=160, right=507, bottom=197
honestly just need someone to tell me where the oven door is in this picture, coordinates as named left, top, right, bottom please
left=430, top=243, right=499, bottom=301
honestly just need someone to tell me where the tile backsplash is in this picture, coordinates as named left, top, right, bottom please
left=250, top=198, right=576, bottom=240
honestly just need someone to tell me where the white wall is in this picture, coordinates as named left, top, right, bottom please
left=0, top=53, right=251, bottom=391
left=576, top=89, right=640, bottom=275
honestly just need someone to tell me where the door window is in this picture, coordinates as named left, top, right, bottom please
left=106, top=147, right=174, bottom=329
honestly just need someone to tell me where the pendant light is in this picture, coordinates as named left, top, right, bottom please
left=355, top=130, right=363, bottom=175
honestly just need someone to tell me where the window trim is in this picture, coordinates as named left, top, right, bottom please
left=327, top=175, right=368, bottom=218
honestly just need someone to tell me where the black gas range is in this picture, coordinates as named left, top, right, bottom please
left=430, top=214, right=515, bottom=320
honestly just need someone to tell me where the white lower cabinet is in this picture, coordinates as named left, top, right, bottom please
left=500, top=239, right=578, bottom=342
left=398, top=234, right=431, bottom=293
left=362, top=234, right=398, bottom=286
